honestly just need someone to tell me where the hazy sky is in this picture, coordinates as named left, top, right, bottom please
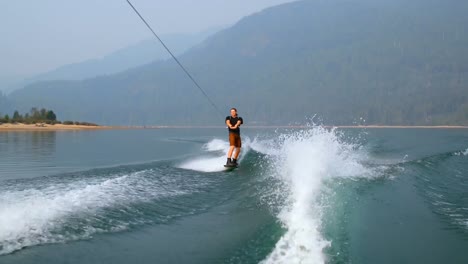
left=1, top=0, right=294, bottom=79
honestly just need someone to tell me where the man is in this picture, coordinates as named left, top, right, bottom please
left=225, top=108, right=243, bottom=166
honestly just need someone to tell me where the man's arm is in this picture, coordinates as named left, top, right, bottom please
left=233, top=117, right=243, bottom=129
left=233, top=120, right=241, bottom=128
left=226, top=119, right=233, bottom=129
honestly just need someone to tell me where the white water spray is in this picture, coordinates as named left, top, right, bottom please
left=0, top=170, right=189, bottom=255
left=257, top=127, right=371, bottom=264
left=178, top=138, right=250, bottom=172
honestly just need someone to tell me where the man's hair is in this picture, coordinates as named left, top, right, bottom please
left=230, top=108, right=237, bottom=112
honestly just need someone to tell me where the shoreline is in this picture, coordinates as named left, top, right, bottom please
left=0, top=123, right=122, bottom=132
left=1, top=123, right=467, bottom=132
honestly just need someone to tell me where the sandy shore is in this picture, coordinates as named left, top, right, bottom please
left=0, top=123, right=118, bottom=131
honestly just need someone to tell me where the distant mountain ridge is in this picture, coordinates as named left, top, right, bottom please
left=27, top=29, right=219, bottom=82
left=1, top=29, right=219, bottom=94
left=8, top=0, right=468, bottom=125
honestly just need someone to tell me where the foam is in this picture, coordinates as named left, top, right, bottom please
left=203, top=138, right=230, bottom=152
left=250, top=138, right=279, bottom=156
left=0, top=170, right=184, bottom=255
left=178, top=156, right=229, bottom=172
left=454, top=148, right=468, bottom=156
left=261, top=126, right=371, bottom=264
left=178, top=138, right=250, bottom=172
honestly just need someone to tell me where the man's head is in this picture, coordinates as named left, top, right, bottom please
left=230, top=108, right=237, bottom=117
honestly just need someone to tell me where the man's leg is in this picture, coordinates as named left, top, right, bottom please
left=234, top=147, right=241, bottom=159
left=226, top=133, right=235, bottom=165
left=227, top=146, right=235, bottom=165
left=232, top=134, right=242, bottom=165
left=227, top=146, right=235, bottom=158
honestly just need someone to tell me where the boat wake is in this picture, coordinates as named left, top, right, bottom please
left=251, top=126, right=379, bottom=264
left=178, top=137, right=251, bottom=172
left=0, top=166, right=209, bottom=255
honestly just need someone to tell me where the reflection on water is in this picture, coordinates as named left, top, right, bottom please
left=0, top=131, right=56, bottom=156
left=0, top=132, right=56, bottom=180
left=0, top=129, right=215, bottom=182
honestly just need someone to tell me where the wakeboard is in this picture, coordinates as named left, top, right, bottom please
left=224, top=164, right=238, bottom=171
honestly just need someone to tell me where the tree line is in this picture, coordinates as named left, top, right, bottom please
left=0, top=107, right=97, bottom=126
left=0, top=108, right=56, bottom=124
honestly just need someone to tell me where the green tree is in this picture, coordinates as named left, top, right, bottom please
left=4, top=114, right=10, bottom=123
left=46, top=110, right=57, bottom=121
left=30, top=107, right=40, bottom=120
left=40, top=108, right=47, bottom=119
left=12, top=110, right=22, bottom=122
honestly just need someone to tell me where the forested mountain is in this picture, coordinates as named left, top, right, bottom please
left=9, top=0, right=468, bottom=125
left=26, top=30, right=218, bottom=83
left=0, top=92, right=12, bottom=116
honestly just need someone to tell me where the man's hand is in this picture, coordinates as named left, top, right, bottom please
left=233, top=121, right=241, bottom=129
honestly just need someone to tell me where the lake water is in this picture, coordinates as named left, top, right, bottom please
left=0, top=127, right=467, bottom=263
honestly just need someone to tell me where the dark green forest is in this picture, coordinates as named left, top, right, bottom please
left=6, top=0, right=468, bottom=125
left=0, top=108, right=56, bottom=124
left=0, top=107, right=98, bottom=126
